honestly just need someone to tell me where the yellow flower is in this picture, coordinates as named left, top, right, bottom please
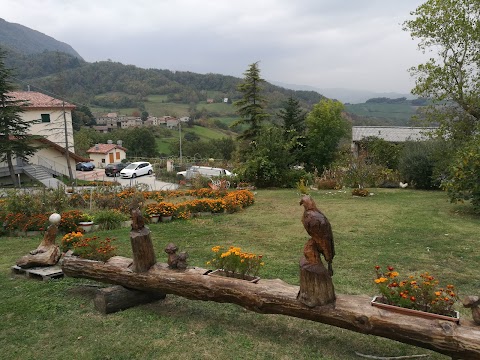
left=374, top=277, right=388, bottom=284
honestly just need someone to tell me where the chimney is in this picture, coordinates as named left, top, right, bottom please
left=95, top=144, right=99, bottom=150
left=117, top=140, right=122, bottom=146
left=107, top=139, right=113, bottom=144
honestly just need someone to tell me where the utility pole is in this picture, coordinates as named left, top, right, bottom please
left=62, top=100, right=74, bottom=180
left=179, top=121, right=182, bottom=164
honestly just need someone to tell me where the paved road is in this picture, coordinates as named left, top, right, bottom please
left=75, top=169, right=178, bottom=191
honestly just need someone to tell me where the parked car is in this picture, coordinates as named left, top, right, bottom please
left=76, top=161, right=95, bottom=171
left=119, top=161, right=153, bottom=178
left=105, top=162, right=128, bottom=177
left=176, top=166, right=233, bottom=180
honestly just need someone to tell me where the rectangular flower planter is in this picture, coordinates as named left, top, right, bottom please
left=371, top=296, right=460, bottom=324
left=206, top=269, right=260, bottom=283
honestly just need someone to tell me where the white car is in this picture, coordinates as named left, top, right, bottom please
left=177, top=166, right=233, bottom=180
left=120, top=161, right=153, bottom=178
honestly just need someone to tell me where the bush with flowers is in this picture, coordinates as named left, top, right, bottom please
left=3, top=212, right=49, bottom=232
left=207, top=245, right=264, bottom=279
left=22, top=213, right=50, bottom=232
left=374, top=265, right=459, bottom=317
left=72, top=235, right=117, bottom=262
left=59, top=210, right=85, bottom=233
left=145, top=203, right=160, bottom=217
left=158, top=202, right=177, bottom=217
left=61, top=231, right=84, bottom=252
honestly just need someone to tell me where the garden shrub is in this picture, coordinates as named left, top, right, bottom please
left=398, top=141, right=442, bottom=189
left=341, top=153, right=386, bottom=188
left=94, top=209, right=128, bottom=230
left=443, top=136, right=480, bottom=213
left=190, top=174, right=212, bottom=190
left=59, top=210, right=84, bottom=233
left=4, top=190, right=45, bottom=216
left=357, top=136, right=402, bottom=170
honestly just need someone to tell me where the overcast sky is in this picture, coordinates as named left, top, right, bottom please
left=1, top=0, right=428, bottom=93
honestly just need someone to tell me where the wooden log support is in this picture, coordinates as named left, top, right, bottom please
left=297, top=257, right=335, bottom=307
left=130, top=226, right=156, bottom=272
left=93, top=285, right=166, bottom=314
left=62, top=255, right=480, bottom=360
left=297, top=238, right=335, bottom=307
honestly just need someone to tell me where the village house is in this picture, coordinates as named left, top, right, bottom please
left=0, top=91, right=90, bottom=187
left=86, top=140, right=127, bottom=168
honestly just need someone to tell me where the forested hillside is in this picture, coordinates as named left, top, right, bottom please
left=2, top=47, right=418, bottom=126
left=0, top=18, right=422, bottom=126
left=0, top=18, right=82, bottom=57
left=6, top=52, right=323, bottom=115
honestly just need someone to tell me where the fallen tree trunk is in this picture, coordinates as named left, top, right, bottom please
left=62, top=255, right=480, bottom=360
left=94, top=285, right=166, bottom=314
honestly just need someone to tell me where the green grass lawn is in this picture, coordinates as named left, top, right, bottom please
left=1, top=189, right=477, bottom=359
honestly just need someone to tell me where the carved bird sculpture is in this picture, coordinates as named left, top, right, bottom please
left=300, top=195, right=335, bottom=276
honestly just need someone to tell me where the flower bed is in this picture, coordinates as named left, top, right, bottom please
left=373, top=265, right=459, bottom=317
left=206, top=245, right=264, bottom=280
left=0, top=187, right=255, bottom=233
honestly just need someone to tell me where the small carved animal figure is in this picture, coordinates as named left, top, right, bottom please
left=300, top=195, right=335, bottom=276
left=176, top=252, right=189, bottom=270
left=164, top=243, right=188, bottom=269
left=131, top=207, right=145, bottom=230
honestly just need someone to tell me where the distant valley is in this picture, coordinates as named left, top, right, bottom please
left=1, top=17, right=421, bottom=127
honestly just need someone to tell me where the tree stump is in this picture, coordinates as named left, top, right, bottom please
left=297, top=238, right=335, bottom=307
left=93, top=285, right=166, bottom=314
left=16, top=224, right=61, bottom=268
left=130, top=226, right=156, bottom=272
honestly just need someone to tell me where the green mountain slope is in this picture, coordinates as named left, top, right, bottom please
left=0, top=18, right=82, bottom=58
left=0, top=19, right=426, bottom=127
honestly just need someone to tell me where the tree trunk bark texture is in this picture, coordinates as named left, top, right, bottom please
left=16, top=224, right=61, bottom=268
left=297, top=256, right=335, bottom=307
left=93, top=285, right=166, bottom=314
left=130, top=227, right=156, bottom=272
left=62, top=255, right=480, bottom=360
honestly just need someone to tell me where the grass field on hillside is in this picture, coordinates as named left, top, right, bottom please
left=345, top=103, right=417, bottom=125
left=1, top=189, right=477, bottom=359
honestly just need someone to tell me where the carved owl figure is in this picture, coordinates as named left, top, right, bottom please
left=300, top=195, right=335, bottom=276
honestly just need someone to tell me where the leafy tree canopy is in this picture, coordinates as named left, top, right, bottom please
left=403, top=0, right=480, bottom=140
left=303, top=99, right=350, bottom=172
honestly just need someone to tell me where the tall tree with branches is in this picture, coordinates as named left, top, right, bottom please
left=403, top=0, right=480, bottom=142
left=0, top=48, right=40, bottom=187
left=403, top=0, right=480, bottom=212
left=233, top=62, right=270, bottom=142
left=277, top=96, right=307, bottom=165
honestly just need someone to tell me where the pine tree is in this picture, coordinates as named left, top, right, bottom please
left=233, top=62, right=270, bottom=142
left=0, top=47, right=40, bottom=187
left=278, top=96, right=306, bottom=135
left=277, top=96, right=307, bottom=165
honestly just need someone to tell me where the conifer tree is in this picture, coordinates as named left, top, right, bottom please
left=0, top=47, right=40, bottom=187
left=233, top=62, right=270, bottom=142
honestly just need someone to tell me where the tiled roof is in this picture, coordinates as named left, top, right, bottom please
left=86, top=143, right=127, bottom=154
left=7, top=91, right=75, bottom=109
left=352, top=126, right=436, bottom=142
